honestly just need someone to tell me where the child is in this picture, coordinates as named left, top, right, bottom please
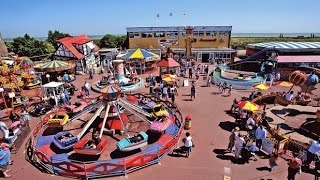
left=269, top=153, right=279, bottom=171
left=184, top=132, right=194, bottom=158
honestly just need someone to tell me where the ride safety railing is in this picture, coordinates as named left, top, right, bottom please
left=26, top=93, right=184, bottom=179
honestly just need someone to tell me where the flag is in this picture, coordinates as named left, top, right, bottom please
left=169, top=13, right=173, bottom=16
left=156, top=14, right=160, bottom=18
left=182, top=13, right=186, bottom=16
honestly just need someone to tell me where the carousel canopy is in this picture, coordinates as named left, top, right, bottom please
left=157, top=58, right=180, bottom=68
left=124, top=48, right=160, bottom=59
left=34, top=60, right=75, bottom=72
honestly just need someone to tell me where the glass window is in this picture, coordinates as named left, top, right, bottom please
left=154, top=32, right=165, bottom=37
left=167, top=31, right=178, bottom=37
left=141, top=32, right=152, bottom=38
left=205, top=31, right=218, bottom=37
left=198, top=31, right=205, bottom=37
left=193, top=31, right=199, bottom=37
left=129, top=33, right=134, bottom=38
left=132, top=33, right=140, bottom=38
left=181, top=32, right=186, bottom=37
left=219, top=32, right=228, bottom=37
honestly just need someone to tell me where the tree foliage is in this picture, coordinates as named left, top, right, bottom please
left=11, top=34, right=54, bottom=60
left=99, top=34, right=127, bottom=48
left=47, top=30, right=70, bottom=49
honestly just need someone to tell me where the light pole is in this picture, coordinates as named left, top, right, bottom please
left=46, top=74, right=50, bottom=83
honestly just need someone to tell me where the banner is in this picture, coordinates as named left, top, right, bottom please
left=158, top=39, right=179, bottom=46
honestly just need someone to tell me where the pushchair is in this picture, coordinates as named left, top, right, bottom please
left=240, top=145, right=258, bottom=163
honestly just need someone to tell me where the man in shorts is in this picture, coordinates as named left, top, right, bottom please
left=184, top=132, right=193, bottom=158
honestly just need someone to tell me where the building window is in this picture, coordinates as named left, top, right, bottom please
left=193, top=32, right=199, bottom=37
left=219, top=32, right=228, bottom=37
left=167, top=31, right=178, bottom=37
left=181, top=32, right=186, bottom=37
left=205, top=31, right=217, bottom=37
left=198, top=31, right=205, bottom=37
left=154, top=32, right=165, bottom=37
left=141, top=32, right=153, bottom=38
left=129, top=33, right=140, bottom=38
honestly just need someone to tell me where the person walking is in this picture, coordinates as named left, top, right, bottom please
left=287, top=153, right=302, bottom=180
left=227, top=127, right=239, bottom=152
left=184, top=132, right=194, bottom=158
left=190, top=84, right=196, bottom=101
left=268, top=153, right=279, bottom=172
left=235, top=133, right=245, bottom=159
left=255, top=125, right=267, bottom=151
left=84, top=81, right=90, bottom=97
left=188, top=68, right=193, bottom=79
left=89, top=68, right=93, bottom=79
left=21, top=108, right=30, bottom=127
left=228, top=85, right=233, bottom=96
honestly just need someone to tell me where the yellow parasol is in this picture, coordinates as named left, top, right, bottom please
left=253, top=84, right=270, bottom=91
left=276, top=81, right=293, bottom=87
left=161, top=74, right=177, bottom=83
left=238, top=101, right=260, bottom=112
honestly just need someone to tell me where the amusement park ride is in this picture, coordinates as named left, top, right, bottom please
left=28, top=80, right=183, bottom=178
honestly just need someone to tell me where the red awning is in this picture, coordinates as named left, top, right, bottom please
left=277, top=55, right=320, bottom=63
left=156, top=58, right=180, bottom=68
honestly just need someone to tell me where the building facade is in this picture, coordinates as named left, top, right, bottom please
left=126, top=26, right=235, bottom=62
left=53, top=35, right=99, bottom=72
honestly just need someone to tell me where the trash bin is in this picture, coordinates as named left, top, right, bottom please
left=149, top=86, right=154, bottom=94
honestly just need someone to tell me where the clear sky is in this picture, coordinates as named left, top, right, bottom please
left=1, top=0, right=319, bottom=38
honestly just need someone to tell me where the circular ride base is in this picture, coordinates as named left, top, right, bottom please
left=27, top=93, right=183, bottom=179
left=92, top=78, right=143, bottom=94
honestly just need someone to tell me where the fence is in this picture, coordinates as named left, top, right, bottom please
left=26, top=93, right=184, bottom=179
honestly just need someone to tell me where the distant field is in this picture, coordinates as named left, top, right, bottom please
left=231, top=36, right=320, bottom=49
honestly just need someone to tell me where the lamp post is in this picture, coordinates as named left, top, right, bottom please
left=46, top=74, right=50, bottom=83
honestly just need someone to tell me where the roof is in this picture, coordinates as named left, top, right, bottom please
left=247, top=42, right=320, bottom=51
left=277, top=55, right=320, bottom=63
left=157, top=58, right=180, bottom=68
left=126, top=26, right=232, bottom=33
left=56, top=35, right=92, bottom=59
left=42, top=82, right=64, bottom=88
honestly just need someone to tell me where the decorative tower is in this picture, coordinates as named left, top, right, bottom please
left=185, top=26, right=194, bottom=57
left=112, top=60, right=125, bottom=81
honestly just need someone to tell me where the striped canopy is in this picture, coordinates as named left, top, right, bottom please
left=125, top=48, right=160, bottom=59
left=34, top=60, right=74, bottom=72
left=101, top=84, right=122, bottom=100
left=248, top=42, right=320, bottom=50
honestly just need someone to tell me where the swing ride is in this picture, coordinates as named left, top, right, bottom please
left=29, top=84, right=183, bottom=179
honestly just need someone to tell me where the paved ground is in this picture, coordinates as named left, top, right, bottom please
left=9, top=67, right=319, bottom=180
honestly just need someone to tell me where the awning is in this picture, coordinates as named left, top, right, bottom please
left=42, top=82, right=64, bottom=88
left=277, top=55, right=320, bottom=63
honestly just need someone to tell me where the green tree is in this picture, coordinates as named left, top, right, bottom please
left=47, top=30, right=70, bottom=49
left=11, top=34, right=53, bottom=60
left=99, top=34, right=127, bottom=48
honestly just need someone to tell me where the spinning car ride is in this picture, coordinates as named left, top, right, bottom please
left=117, top=131, right=148, bottom=151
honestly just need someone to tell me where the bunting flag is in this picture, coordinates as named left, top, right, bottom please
left=182, top=13, right=186, bottom=16
left=169, top=13, right=173, bottom=16
left=156, top=14, right=160, bottom=18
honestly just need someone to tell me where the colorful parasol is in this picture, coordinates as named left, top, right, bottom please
left=34, top=60, right=75, bottom=72
left=161, top=74, right=177, bottom=82
left=276, top=81, right=293, bottom=87
left=253, top=84, right=270, bottom=91
left=238, top=101, right=260, bottom=111
left=125, top=48, right=160, bottom=59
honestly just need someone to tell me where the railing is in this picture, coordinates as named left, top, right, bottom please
left=26, top=93, right=184, bottom=179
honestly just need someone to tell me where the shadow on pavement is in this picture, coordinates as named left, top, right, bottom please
left=219, top=121, right=236, bottom=132
left=256, top=166, right=270, bottom=171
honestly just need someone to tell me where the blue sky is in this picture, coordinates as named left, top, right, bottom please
left=1, top=0, right=319, bottom=38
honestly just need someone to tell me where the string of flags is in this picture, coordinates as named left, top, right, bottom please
left=156, top=12, right=187, bottom=18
